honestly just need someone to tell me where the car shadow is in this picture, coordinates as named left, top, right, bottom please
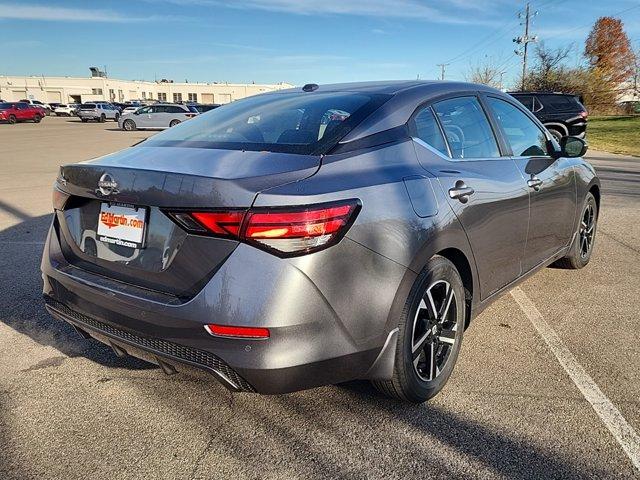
left=0, top=213, right=153, bottom=370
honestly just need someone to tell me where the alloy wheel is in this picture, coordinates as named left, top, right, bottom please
left=411, top=280, right=458, bottom=382
left=579, top=203, right=595, bottom=259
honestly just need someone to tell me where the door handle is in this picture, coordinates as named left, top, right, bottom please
left=527, top=176, right=543, bottom=191
left=448, top=180, right=474, bottom=203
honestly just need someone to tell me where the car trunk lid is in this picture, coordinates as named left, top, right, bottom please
left=55, top=146, right=320, bottom=298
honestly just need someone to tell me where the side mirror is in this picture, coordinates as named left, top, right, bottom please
left=560, top=136, right=588, bottom=158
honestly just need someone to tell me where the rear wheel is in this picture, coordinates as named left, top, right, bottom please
left=8, top=114, right=16, bottom=124
left=81, top=118, right=88, bottom=123
left=114, top=113, right=120, bottom=122
left=122, top=119, right=136, bottom=131
left=372, top=255, right=465, bottom=403
left=554, top=192, right=597, bottom=269
left=99, top=114, right=106, bottom=123
left=33, top=114, right=42, bottom=123
left=547, top=128, right=563, bottom=142
left=169, top=119, right=181, bottom=127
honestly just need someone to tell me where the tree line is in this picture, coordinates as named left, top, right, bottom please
left=467, top=17, right=638, bottom=114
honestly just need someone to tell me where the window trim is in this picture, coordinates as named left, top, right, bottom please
left=483, top=93, right=553, bottom=159
left=408, top=104, right=452, bottom=158
left=408, top=92, right=508, bottom=162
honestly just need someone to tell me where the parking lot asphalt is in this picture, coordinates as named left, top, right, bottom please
left=0, top=116, right=638, bottom=479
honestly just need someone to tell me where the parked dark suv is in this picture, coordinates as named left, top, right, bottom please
left=509, top=92, right=588, bottom=141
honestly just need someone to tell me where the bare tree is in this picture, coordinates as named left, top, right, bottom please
left=465, top=58, right=505, bottom=89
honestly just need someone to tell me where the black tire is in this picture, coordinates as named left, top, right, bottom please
left=114, top=113, right=120, bottom=122
left=372, top=255, right=465, bottom=403
left=8, top=114, right=16, bottom=124
left=122, top=119, right=136, bottom=131
left=547, top=128, right=563, bottom=142
left=33, top=114, right=42, bottom=123
left=81, top=118, right=88, bottom=123
left=169, top=119, right=181, bottom=127
left=554, top=192, right=597, bottom=269
left=99, top=114, right=106, bottom=123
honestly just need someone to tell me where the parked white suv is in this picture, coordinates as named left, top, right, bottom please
left=78, top=103, right=120, bottom=122
left=19, top=99, right=52, bottom=115
left=54, top=104, right=79, bottom=116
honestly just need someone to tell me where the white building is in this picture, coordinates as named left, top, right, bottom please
left=0, top=74, right=293, bottom=104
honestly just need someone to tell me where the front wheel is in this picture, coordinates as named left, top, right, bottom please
left=114, top=113, right=120, bottom=122
left=81, top=118, right=88, bottom=123
left=169, top=119, right=181, bottom=127
left=99, top=114, right=106, bottom=123
left=372, top=255, right=465, bottom=403
left=554, top=192, right=597, bottom=269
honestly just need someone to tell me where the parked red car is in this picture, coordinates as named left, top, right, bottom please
left=0, top=102, right=45, bottom=124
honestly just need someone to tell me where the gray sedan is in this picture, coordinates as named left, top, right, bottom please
left=118, top=104, right=197, bottom=130
left=42, top=81, right=599, bottom=403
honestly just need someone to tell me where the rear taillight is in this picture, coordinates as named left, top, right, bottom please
left=580, top=111, right=588, bottom=119
left=166, top=200, right=360, bottom=257
left=204, top=324, right=269, bottom=339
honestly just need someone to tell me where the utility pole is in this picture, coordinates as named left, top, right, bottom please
left=437, top=63, right=449, bottom=80
left=513, top=2, right=538, bottom=91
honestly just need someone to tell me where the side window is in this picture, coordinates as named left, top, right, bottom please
left=138, top=106, right=152, bottom=114
left=487, top=97, right=549, bottom=157
left=411, top=106, right=449, bottom=156
left=432, top=96, right=500, bottom=159
left=514, top=95, right=533, bottom=110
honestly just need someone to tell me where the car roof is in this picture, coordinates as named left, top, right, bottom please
left=509, top=91, right=577, bottom=96
left=272, top=80, right=501, bottom=96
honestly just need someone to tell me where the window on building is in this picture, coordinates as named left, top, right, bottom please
left=92, top=88, right=103, bottom=95
left=188, top=93, right=197, bottom=102
left=157, top=92, right=167, bottom=101
left=118, top=90, right=124, bottom=101
left=148, top=92, right=153, bottom=99
left=142, top=92, right=147, bottom=99
left=173, top=93, right=183, bottom=103
left=109, top=89, right=115, bottom=100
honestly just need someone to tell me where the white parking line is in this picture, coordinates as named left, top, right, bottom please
left=511, top=287, right=640, bottom=472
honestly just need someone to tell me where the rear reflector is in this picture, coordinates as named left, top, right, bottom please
left=165, top=200, right=360, bottom=257
left=205, top=324, right=270, bottom=339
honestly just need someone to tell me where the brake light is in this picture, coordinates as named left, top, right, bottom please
left=580, top=111, right=588, bottom=119
left=166, top=200, right=360, bottom=257
left=204, top=324, right=270, bottom=339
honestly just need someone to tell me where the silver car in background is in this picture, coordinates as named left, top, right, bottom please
left=119, top=103, right=198, bottom=131
left=78, top=103, right=120, bottom=123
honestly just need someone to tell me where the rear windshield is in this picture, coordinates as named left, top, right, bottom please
left=81, top=104, right=96, bottom=109
left=0, top=103, right=14, bottom=110
left=145, top=92, right=390, bottom=155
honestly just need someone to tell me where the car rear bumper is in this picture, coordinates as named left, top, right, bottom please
left=41, top=215, right=401, bottom=394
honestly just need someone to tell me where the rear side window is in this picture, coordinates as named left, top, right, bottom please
left=540, top=95, right=578, bottom=111
left=432, top=96, right=500, bottom=159
left=81, top=104, right=96, bottom=109
left=0, top=103, right=14, bottom=110
left=487, top=97, right=548, bottom=157
left=411, top=106, right=449, bottom=156
left=145, top=92, right=390, bottom=155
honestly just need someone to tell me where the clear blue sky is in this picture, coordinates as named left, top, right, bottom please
left=1, top=1, right=638, bottom=89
